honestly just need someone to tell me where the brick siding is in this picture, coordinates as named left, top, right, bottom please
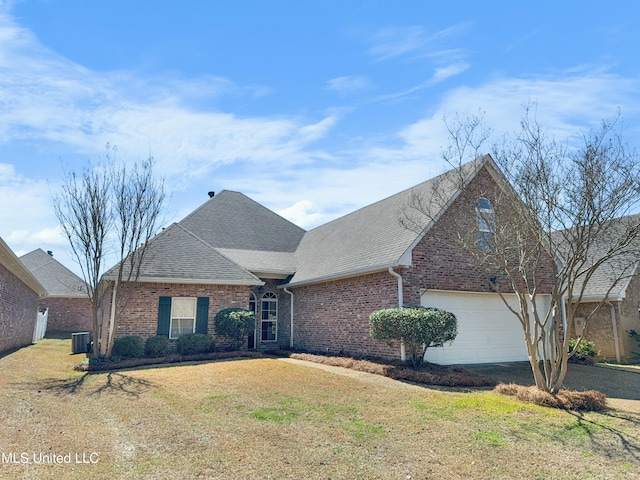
left=291, top=167, right=556, bottom=361
left=100, top=281, right=252, bottom=350
left=293, top=271, right=401, bottom=358
left=404, top=166, right=555, bottom=304
left=0, top=262, right=39, bottom=354
left=40, top=296, right=92, bottom=333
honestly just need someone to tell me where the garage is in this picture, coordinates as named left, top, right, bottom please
left=422, top=290, right=550, bottom=365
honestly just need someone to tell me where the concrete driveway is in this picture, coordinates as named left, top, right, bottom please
left=465, top=361, right=640, bottom=412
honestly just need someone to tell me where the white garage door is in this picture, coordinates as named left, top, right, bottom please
left=422, top=290, right=549, bottom=365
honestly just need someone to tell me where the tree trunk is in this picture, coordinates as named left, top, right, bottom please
left=91, top=308, right=100, bottom=358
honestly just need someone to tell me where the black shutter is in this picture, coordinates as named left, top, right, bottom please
left=195, top=297, right=209, bottom=335
left=157, top=296, right=171, bottom=336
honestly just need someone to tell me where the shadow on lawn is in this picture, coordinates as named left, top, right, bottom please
left=33, top=372, right=156, bottom=398
left=567, top=409, right=640, bottom=464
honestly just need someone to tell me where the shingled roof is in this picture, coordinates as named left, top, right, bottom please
left=555, top=213, right=640, bottom=301
left=1, top=239, right=47, bottom=297
left=288, top=156, right=490, bottom=286
left=21, top=248, right=86, bottom=297
left=179, top=190, right=305, bottom=252
left=100, top=156, right=497, bottom=287
left=103, top=223, right=263, bottom=285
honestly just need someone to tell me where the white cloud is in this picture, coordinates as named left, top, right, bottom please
left=365, top=23, right=469, bottom=64
left=367, top=26, right=428, bottom=61
left=0, top=162, right=71, bottom=265
left=265, top=69, right=640, bottom=230
left=432, top=62, right=469, bottom=83
left=277, top=200, right=328, bottom=229
left=0, top=7, right=338, bottom=190
left=383, top=70, right=640, bottom=165
left=326, top=76, right=372, bottom=95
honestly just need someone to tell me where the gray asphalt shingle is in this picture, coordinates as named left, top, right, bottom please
left=20, top=248, right=86, bottom=297
left=104, top=223, right=262, bottom=285
left=289, top=158, right=485, bottom=286
left=179, top=190, right=305, bottom=252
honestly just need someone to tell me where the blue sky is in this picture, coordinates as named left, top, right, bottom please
left=1, top=0, right=639, bottom=275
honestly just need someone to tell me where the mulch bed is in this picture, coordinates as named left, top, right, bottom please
left=281, top=352, right=497, bottom=387
left=74, top=350, right=266, bottom=372
left=75, top=349, right=496, bottom=387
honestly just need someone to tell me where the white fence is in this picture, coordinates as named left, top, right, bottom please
left=33, top=307, right=48, bottom=342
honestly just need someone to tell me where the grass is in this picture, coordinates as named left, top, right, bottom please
left=0, top=339, right=638, bottom=479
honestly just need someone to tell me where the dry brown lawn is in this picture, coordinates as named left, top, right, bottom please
left=0, top=339, right=639, bottom=479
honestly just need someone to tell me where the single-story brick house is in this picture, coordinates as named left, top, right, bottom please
left=565, top=214, right=640, bottom=363
left=100, top=155, right=557, bottom=364
left=0, top=237, right=47, bottom=354
left=20, top=249, right=91, bottom=335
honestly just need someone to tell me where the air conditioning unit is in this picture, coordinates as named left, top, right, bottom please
left=71, top=332, right=91, bottom=354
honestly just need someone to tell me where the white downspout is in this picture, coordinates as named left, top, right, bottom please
left=388, top=267, right=405, bottom=361
left=107, top=280, right=118, bottom=355
left=284, top=287, right=294, bottom=349
left=606, top=301, right=621, bottom=363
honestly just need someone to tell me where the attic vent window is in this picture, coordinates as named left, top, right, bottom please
left=476, top=197, right=495, bottom=251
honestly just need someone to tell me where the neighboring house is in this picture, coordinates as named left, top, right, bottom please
left=20, top=249, right=91, bottom=334
left=563, top=214, right=640, bottom=363
left=0, top=237, right=47, bottom=354
left=100, top=156, right=556, bottom=364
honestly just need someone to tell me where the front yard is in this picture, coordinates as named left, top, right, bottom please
left=0, top=339, right=638, bottom=479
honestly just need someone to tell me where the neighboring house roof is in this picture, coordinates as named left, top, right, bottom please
left=104, top=223, right=263, bottom=286
left=288, top=156, right=492, bottom=286
left=20, top=249, right=87, bottom=298
left=556, top=213, right=640, bottom=301
left=0, top=238, right=47, bottom=297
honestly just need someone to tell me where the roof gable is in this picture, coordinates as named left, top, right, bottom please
left=20, top=249, right=87, bottom=297
left=179, top=190, right=306, bottom=252
left=0, top=238, right=47, bottom=296
left=104, top=223, right=263, bottom=285
left=289, top=156, right=492, bottom=286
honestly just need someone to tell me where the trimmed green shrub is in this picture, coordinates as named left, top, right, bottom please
left=369, top=307, right=457, bottom=368
left=145, top=335, right=170, bottom=357
left=177, top=333, right=214, bottom=355
left=214, top=307, right=255, bottom=350
left=111, top=336, right=145, bottom=359
left=568, top=338, right=599, bottom=364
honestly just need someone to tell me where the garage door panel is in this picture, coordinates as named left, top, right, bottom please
left=421, top=291, right=546, bottom=365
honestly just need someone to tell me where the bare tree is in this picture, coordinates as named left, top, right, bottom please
left=105, top=157, right=165, bottom=357
left=54, top=147, right=165, bottom=358
left=402, top=107, right=640, bottom=393
left=54, top=161, right=113, bottom=358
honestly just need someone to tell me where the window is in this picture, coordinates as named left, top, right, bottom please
left=249, top=292, right=257, bottom=315
left=170, top=297, right=197, bottom=339
left=476, top=197, right=495, bottom=251
left=261, top=292, right=277, bottom=342
left=157, top=296, right=209, bottom=338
